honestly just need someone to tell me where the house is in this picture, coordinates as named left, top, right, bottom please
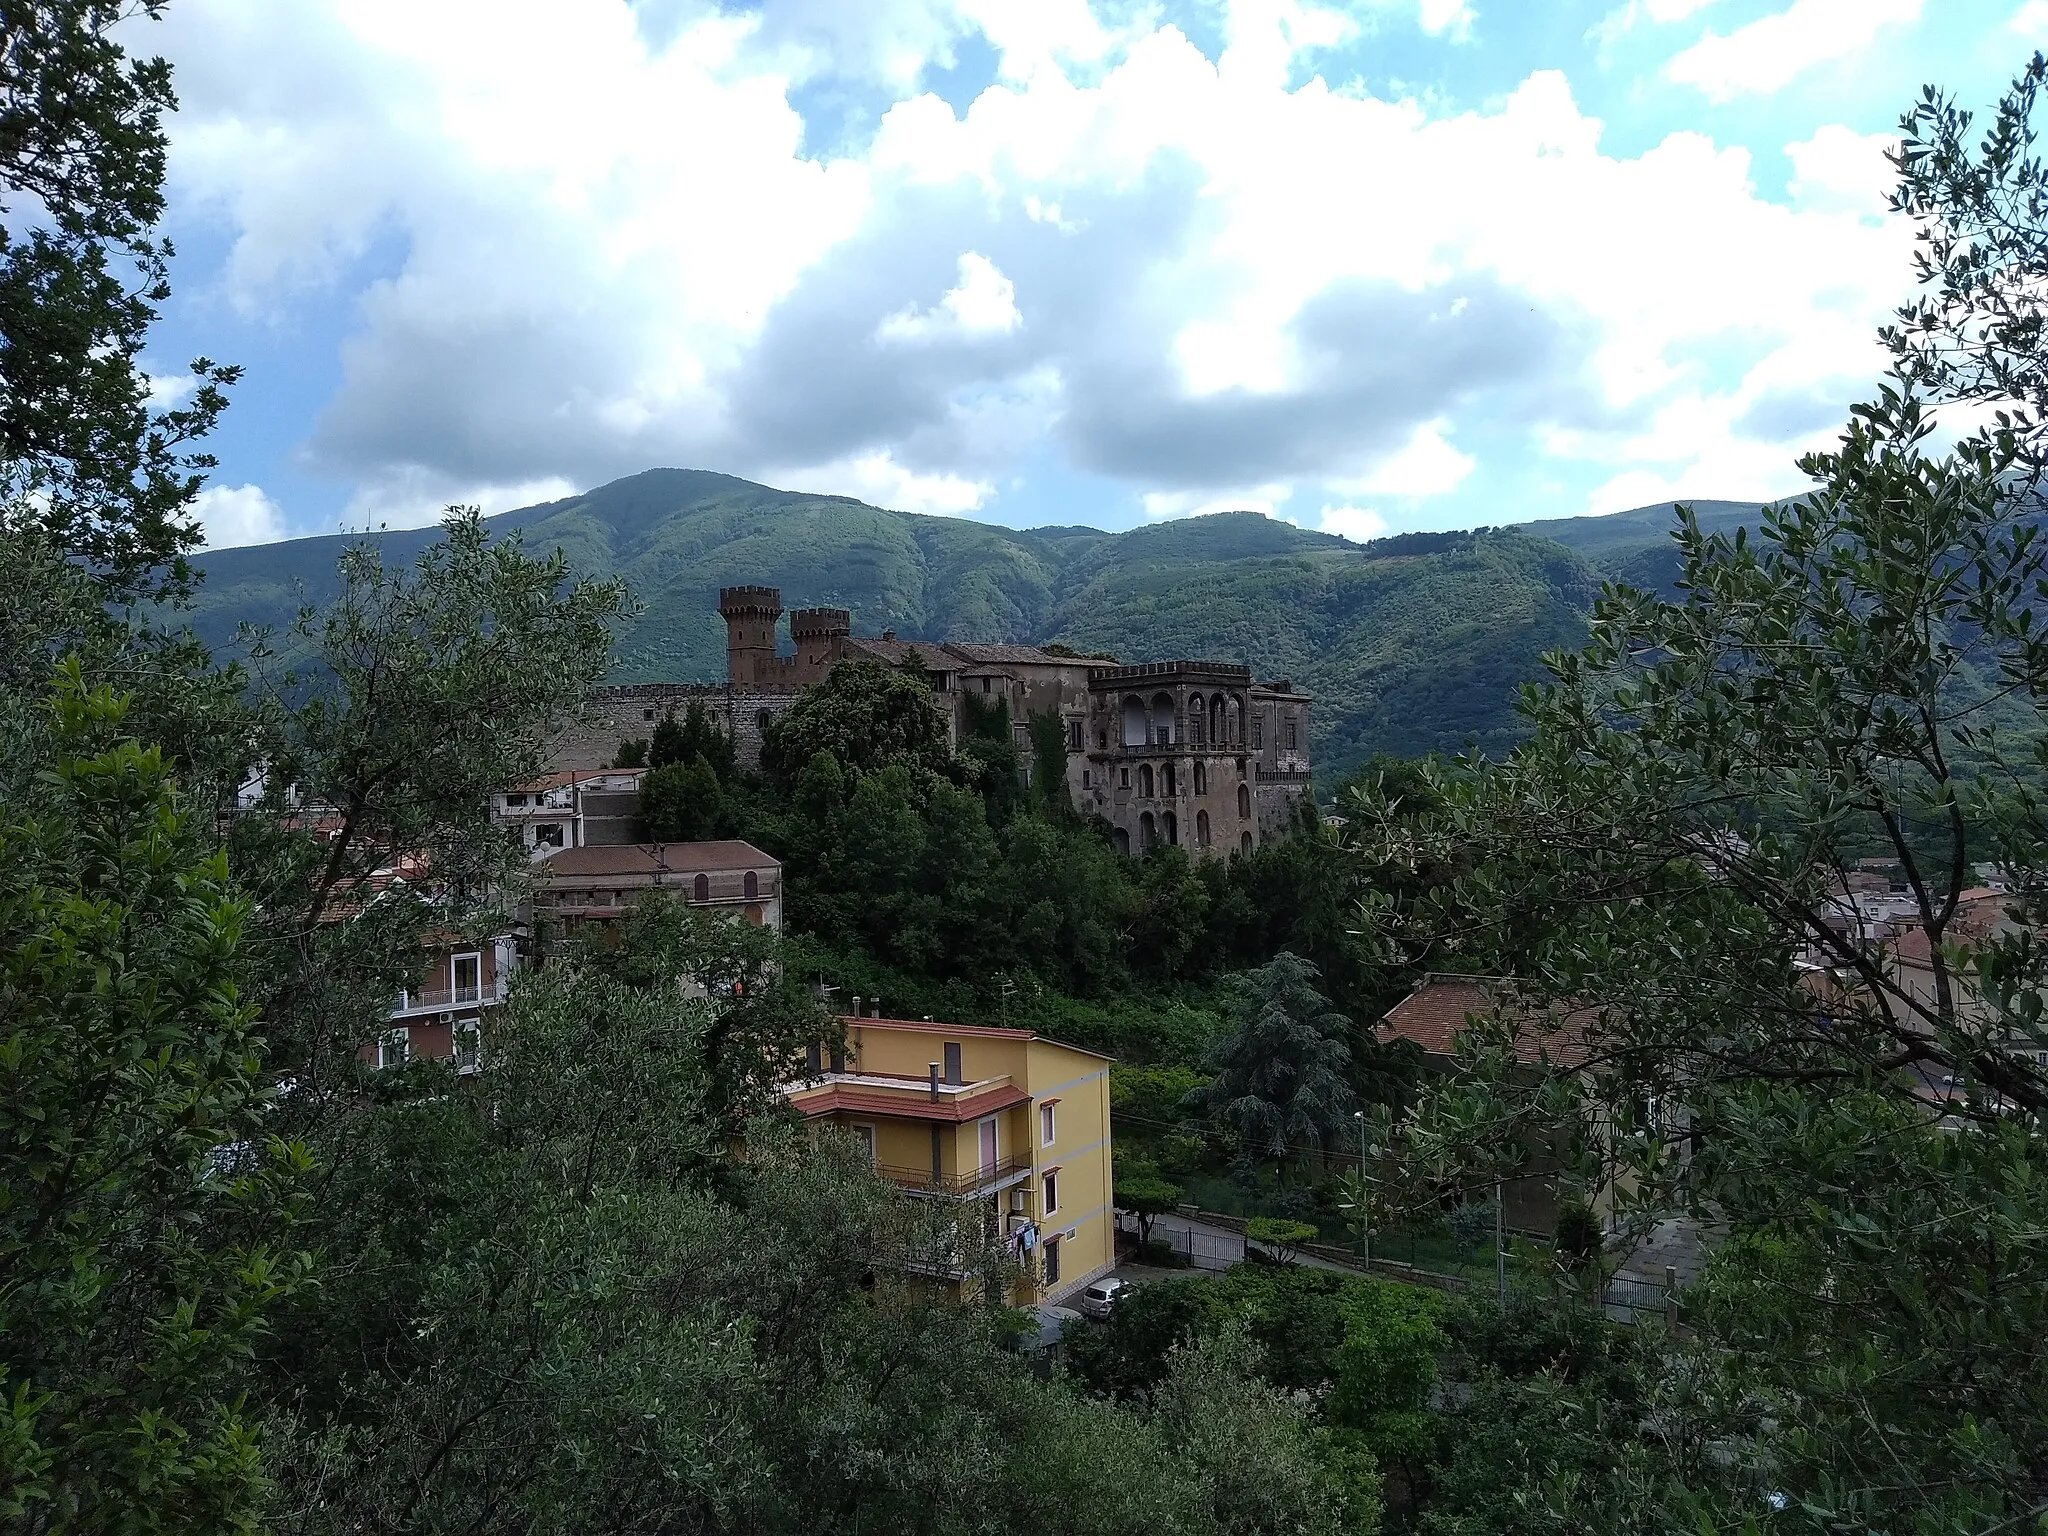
left=372, top=931, right=515, bottom=1073
left=1378, top=974, right=1599, bottom=1232
left=530, top=840, right=782, bottom=933
left=493, top=767, right=647, bottom=859
left=781, top=1007, right=1115, bottom=1304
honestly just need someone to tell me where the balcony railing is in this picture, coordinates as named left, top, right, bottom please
left=874, top=1150, right=1035, bottom=1199
left=1256, top=767, right=1313, bottom=784
left=391, top=977, right=508, bottom=1018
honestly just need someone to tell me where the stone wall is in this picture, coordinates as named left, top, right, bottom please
left=552, top=684, right=800, bottom=773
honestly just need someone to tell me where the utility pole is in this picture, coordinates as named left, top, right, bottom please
left=1353, top=1109, right=1371, bottom=1269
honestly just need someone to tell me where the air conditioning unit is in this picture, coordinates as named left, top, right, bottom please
left=438, top=1011, right=454, bottom=1024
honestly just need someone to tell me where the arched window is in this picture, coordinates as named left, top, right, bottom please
left=1139, top=763, right=1154, bottom=797
left=1163, top=810, right=1178, bottom=845
left=1114, top=826, right=1131, bottom=855
left=1122, top=695, right=1148, bottom=747
left=1187, top=693, right=1205, bottom=746
left=692, top=872, right=710, bottom=902
left=1210, top=696, right=1224, bottom=743
left=1237, top=784, right=1252, bottom=820
left=1140, top=811, right=1156, bottom=850
left=1150, top=692, right=1175, bottom=746
left=1240, top=830, right=1253, bottom=855
left=743, top=870, right=758, bottom=899
left=1229, top=697, right=1243, bottom=745
left=1196, top=809, right=1210, bottom=847
left=1194, top=762, right=1207, bottom=796
left=1163, top=763, right=1176, bottom=796
left=758, top=708, right=773, bottom=733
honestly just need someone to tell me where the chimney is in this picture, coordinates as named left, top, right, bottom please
left=851, top=995, right=862, bottom=1019
left=928, top=1063, right=941, bottom=1101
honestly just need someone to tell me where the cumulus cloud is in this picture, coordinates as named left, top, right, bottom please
left=152, top=0, right=1920, bottom=533
left=195, top=482, right=288, bottom=548
left=1316, top=503, right=1389, bottom=542
left=1666, top=0, right=1923, bottom=103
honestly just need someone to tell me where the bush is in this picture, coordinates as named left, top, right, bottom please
left=1446, top=1199, right=1497, bottom=1259
left=1246, top=1217, right=1319, bottom=1263
left=1139, top=1236, right=1184, bottom=1267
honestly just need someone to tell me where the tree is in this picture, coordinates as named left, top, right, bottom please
left=1, top=665, right=309, bottom=1530
left=1245, top=1216, right=1318, bottom=1264
left=0, top=1, right=237, bottom=600
left=1190, top=952, right=1356, bottom=1173
left=760, top=659, right=953, bottom=783
left=1112, top=1156, right=1183, bottom=1247
left=639, top=753, right=723, bottom=842
left=648, top=699, right=734, bottom=778
left=1347, top=58, right=2048, bottom=1528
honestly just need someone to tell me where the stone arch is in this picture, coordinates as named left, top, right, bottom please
left=692, top=872, right=710, bottom=902
left=1138, top=763, right=1155, bottom=797
left=1114, top=825, right=1131, bottom=855
left=1228, top=696, right=1243, bottom=745
left=1122, top=695, right=1148, bottom=747
left=1163, top=810, right=1178, bottom=845
left=1240, top=830, right=1253, bottom=855
left=1196, top=808, right=1211, bottom=847
left=743, top=870, right=759, bottom=899
left=1163, top=762, right=1177, bottom=796
left=1150, top=692, right=1175, bottom=745
left=1188, top=692, right=1205, bottom=745
left=1237, top=783, right=1252, bottom=820
left=1140, top=810, right=1157, bottom=850
left=1210, top=695, right=1225, bottom=743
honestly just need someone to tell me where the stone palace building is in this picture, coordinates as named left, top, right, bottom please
left=553, top=587, right=1312, bottom=859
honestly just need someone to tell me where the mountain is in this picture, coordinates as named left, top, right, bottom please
left=179, top=469, right=1769, bottom=776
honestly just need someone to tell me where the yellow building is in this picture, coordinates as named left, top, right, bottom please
left=785, top=1011, right=1115, bottom=1304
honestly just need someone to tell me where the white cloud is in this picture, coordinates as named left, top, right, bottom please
left=195, top=482, right=288, bottom=548
left=877, top=251, right=1022, bottom=342
left=2012, top=1, right=2048, bottom=33
left=1786, top=124, right=1896, bottom=215
left=1416, top=0, right=1476, bottom=39
left=1317, top=503, right=1389, bottom=541
left=153, top=0, right=1924, bottom=529
left=1666, top=0, right=1923, bottom=103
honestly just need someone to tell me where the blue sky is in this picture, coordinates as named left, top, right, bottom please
left=137, top=0, right=2044, bottom=547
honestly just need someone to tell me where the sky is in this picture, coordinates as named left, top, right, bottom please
left=134, top=0, right=2046, bottom=549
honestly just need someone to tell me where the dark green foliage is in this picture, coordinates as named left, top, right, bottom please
left=761, top=658, right=953, bottom=783
left=0, top=2, right=237, bottom=601
left=1191, top=953, right=1356, bottom=1167
left=1, top=667, right=309, bottom=1530
left=648, top=698, right=734, bottom=776
left=608, top=735, right=647, bottom=768
left=1113, top=1156, right=1183, bottom=1245
left=639, top=753, right=724, bottom=841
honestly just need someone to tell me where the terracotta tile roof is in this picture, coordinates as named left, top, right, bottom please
left=1379, top=975, right=1591, bottom=1068
left=942, top=641, right=1092, bottom=667
left=786, top=1081, right=1032, bottom=1123
left=538, top=840, right=779, bottom=878
left=841, top=637, right=951, bottom=670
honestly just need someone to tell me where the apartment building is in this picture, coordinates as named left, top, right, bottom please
left=369, top=931, right=515, bottom=1074
left=493, top=767, right=646, bottom=859
left=531, top=839, right=782, bottom=933
left=782, top=1009, right=1115, bottom=1304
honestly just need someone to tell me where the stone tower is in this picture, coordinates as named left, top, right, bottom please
left=719, top=586, right=783, bottom=686
left=788, top=606, right=852, bottom=683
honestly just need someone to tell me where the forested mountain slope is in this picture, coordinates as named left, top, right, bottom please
left=181, top=469, right=1769, bottom=772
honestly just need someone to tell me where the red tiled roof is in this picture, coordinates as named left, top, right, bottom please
left=508, top=768, right=645, bottom=793
left=1379, top=975, right=1591, bottom=1068
left=539, top=840, right=778, bottom=878
left=787, top=1082, right=1032, bottom=1123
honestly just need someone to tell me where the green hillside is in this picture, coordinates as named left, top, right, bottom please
left=180, top=469, right=1764, bottom=775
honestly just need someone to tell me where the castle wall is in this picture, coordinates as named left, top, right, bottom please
left=554, top=684, right=800, bottom=773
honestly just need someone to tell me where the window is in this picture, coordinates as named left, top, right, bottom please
left=1252, top=715, right=1264, bottom=749
left=692, top=872, right=710, bottom=902
left=1238, top=784, right=1252, bottom=820
left=1240, top=830, right=1253, bottom=855
left=806, top=1042, right=824, bottom=1075
left=643, top=709, right=655, bottom=722
left=535, top=822, right=564, bottom=848
left=451, top=952, right=481, bottom=1004
left=454, top=1020, right=481, bottom=1073
left=1197, top=809, right=1211, bottom=847
left=1162, top=763, right=1176, bottom=796
left=1082, top=769, right=1091, bottom=788
left=981, top=677, right=992, bottom=693
left=1040, top=1103, right=1056, bottom=1146
left=1286, top=716, right=1297, bottom=751
left=1138, top=764, right=1154, bottom=798
left=757, top=709, right=772, bottom=732
left=1043, top=1170, right=1059, bottom=1215
left=851, top=1124, right=876, bottom=1164
left=1194, top=762, right=1206, bottom=795
left=743, top=869, right=759, bottom=899
left=1068, top=719, right=1082, bottom=750
left=379, top=1028, right=410, bottom=1069
left=1043, top=1236, right=1061, bottom=1286
left=1163, top=810, right=1178, bottom=845
left=944, top=1041, right=964, bottom=1084
left=506, top=793, right=527, bottom=807
left=1097, top=731, right=1107, bottom=751
left=1119, top=766, right=1129, bottom=789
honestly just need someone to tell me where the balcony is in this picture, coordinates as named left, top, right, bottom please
left=1256, top=767, right=1313, bottom=784
left=874, top=1150, right=1036, bottom=1199
left=391, top=977, right=508, bottom=1018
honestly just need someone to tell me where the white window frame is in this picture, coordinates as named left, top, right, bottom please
left=850, top=1122, right=877, bottom=1165
left=1040, top=1103, right=1056, bottom=1147
left=451, top=951, right=482, bottom=1004
left=379, top=1027, right=410, bottom=1069
left=454, top=1019, right=482, bottom=1073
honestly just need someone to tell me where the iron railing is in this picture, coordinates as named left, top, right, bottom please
left=874, top=1151, right=1035, bottom=1198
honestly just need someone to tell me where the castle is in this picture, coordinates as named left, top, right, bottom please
left=556, top=588, right=1312, bottom=859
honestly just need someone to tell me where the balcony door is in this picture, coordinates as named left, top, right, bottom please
left=977, top=1116, right=997, bottom=1175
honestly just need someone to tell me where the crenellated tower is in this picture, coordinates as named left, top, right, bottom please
left=719, top=586, right=783, bottom=686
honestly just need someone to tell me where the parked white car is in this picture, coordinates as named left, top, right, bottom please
left=1076, top=1277, right=1128, bottom=1320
